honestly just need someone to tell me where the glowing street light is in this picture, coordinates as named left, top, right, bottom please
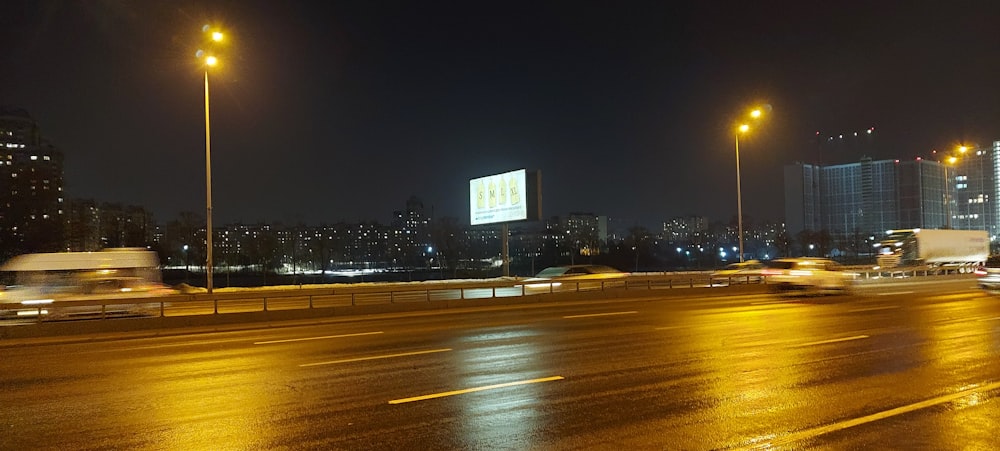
left=734, top=106, right=768, bottom=262
left=197, top=24, right=225, bottom=293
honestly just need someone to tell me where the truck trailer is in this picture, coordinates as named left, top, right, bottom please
left=876, top=228, right=989, bottom=272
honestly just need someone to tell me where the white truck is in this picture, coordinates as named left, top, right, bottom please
left=876, top=228, right=989, bottom=273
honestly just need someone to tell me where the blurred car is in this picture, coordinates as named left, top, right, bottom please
left=0, top=277, right=176, bottom=320
left=975, top=255, right=1000, bottom=292
left=522, top=265, right=627, bottom=292
left=711, top=260, right=764, bottom=285
left=761, top=257, right=856, bottom=295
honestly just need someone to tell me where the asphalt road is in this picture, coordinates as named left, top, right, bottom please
left=3, top=278, right=1000, bottom=450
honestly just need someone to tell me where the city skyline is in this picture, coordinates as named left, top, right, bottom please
left=3, top=1, right=1000, bottom=227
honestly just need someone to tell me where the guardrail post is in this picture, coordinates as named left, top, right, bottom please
left=647, top=279, right=651, bottom=290
left=689, top=278, right=693, bottom=288
left=160, top=301, right=165, bottom=317
left=461, top=288, right=465, bottom=299
left=492, top=286, right=496, bottom=298
left=36, top=307, right=43, bottom=323
left=308, top=295, right=313, bottom=309
left=390, top=291, right=394, bottom=303
left=669, top=279, right=672, bottom=289
left=263, top=297, right=268, bottom=312
left=101, top=303, right=106, bottom=320
left=213, top=298, right=219, bottom=315
left=351, top=293, right=356, bottom=306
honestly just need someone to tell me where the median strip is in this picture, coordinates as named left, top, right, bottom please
left=254, top=331, right=383, bottom=345
left=388, top=376, right=565, bottom=404
left=300, top=348, right=452, bottom=367
left=563, top=311, right=637, bottom=319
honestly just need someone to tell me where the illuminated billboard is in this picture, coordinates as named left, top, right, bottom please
left=469, top=169, right=541, bottom=226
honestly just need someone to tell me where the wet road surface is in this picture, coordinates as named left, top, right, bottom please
left=2, top=278, right=999, bottom=450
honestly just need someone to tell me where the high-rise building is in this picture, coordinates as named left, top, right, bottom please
left=784, top=156, right=965, bottom=240
left=948, top=144, right=998, bottom=235
left=0, top=108, right=65, bottom=258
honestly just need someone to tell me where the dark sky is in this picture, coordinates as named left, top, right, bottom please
left=3, top=1, right=1000, bottom=228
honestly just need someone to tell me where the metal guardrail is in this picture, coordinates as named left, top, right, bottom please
left=0, top=268, right=970, bottom=324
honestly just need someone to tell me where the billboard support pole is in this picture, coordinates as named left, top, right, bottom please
left=502, top=223, right=510, bottom=277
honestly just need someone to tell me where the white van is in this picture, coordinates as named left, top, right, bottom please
left=0, top=248, right=174, bottom=319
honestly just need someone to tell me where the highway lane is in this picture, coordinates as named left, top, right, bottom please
left=2, top=278, right=1000, bottom=449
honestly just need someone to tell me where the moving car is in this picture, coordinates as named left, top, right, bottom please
left=522, top=264, right=627, bottom=292
left=975, top=255, right=1000, bottom=292
left=761, top=257, right=855, bottom=295
left=711, top=260, right=764, bottom=285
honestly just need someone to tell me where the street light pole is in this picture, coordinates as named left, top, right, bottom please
left=944, top=161, right=952, bottom=229
left=204, top=70, right=214, bottom=293
left=733, top=107, right=766, bottom=262
left=736, top=129, right=745, bottom=263
left=199, top=26, right=223, bottom=293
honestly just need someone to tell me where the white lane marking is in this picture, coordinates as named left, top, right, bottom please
left=388, top=376, right=565, bottom=404
left=789, top=335, right=869, bottom=348
left=877, top=291, right=915, bottom=296
left=976, top=316, right=1000, bottom=322
left=750, top=300, right=795, bottom=305
left=90, top=337, right=254, bottom=352
left=847, top=306, right=901, bottom=313
left=744, top=381, right=1000, bottom=449
left=254, top=331, right=383, bottom=345
left=300, top=348, right=452, bottom=367
left=563, top=311, right=638, bottom=319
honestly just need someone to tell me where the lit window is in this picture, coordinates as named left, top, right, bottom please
left=43, top=156, right=50, bottom=161
left=30, top=155, right=37, bottom=160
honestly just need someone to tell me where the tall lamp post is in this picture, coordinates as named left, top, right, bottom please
left=735, top=107, right=765, bottom=263
left=198, top=25, right=224, bottom=293
left=944, top=155, right=959, bottom=229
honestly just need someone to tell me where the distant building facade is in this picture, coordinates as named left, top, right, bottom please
left=0, top=108, right=65, bottom=258
left=785, top=144, right=1000, bottom=245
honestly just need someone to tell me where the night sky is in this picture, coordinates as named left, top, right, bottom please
left=3, top=1, right=999, bottom=228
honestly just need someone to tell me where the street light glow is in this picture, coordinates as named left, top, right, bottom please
left=205, top=55, right=218, bottom=66
left=959, top=145, right=968, bottom=153
left=212, top=31, right=224, bottom=42
left=734, top=104, right=770, bottom=263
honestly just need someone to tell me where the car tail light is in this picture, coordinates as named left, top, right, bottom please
left=975, top=267, right=988, bottom=276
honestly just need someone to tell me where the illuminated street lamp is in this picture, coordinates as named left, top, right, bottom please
left=735, top=107, right=765, bottom=262
left=197, top=25, right=224, bottom=293
left=945, top=156, right=958, bottom=229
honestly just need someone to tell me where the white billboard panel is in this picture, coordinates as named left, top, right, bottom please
left=469, top=169, right=527, bottom=226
